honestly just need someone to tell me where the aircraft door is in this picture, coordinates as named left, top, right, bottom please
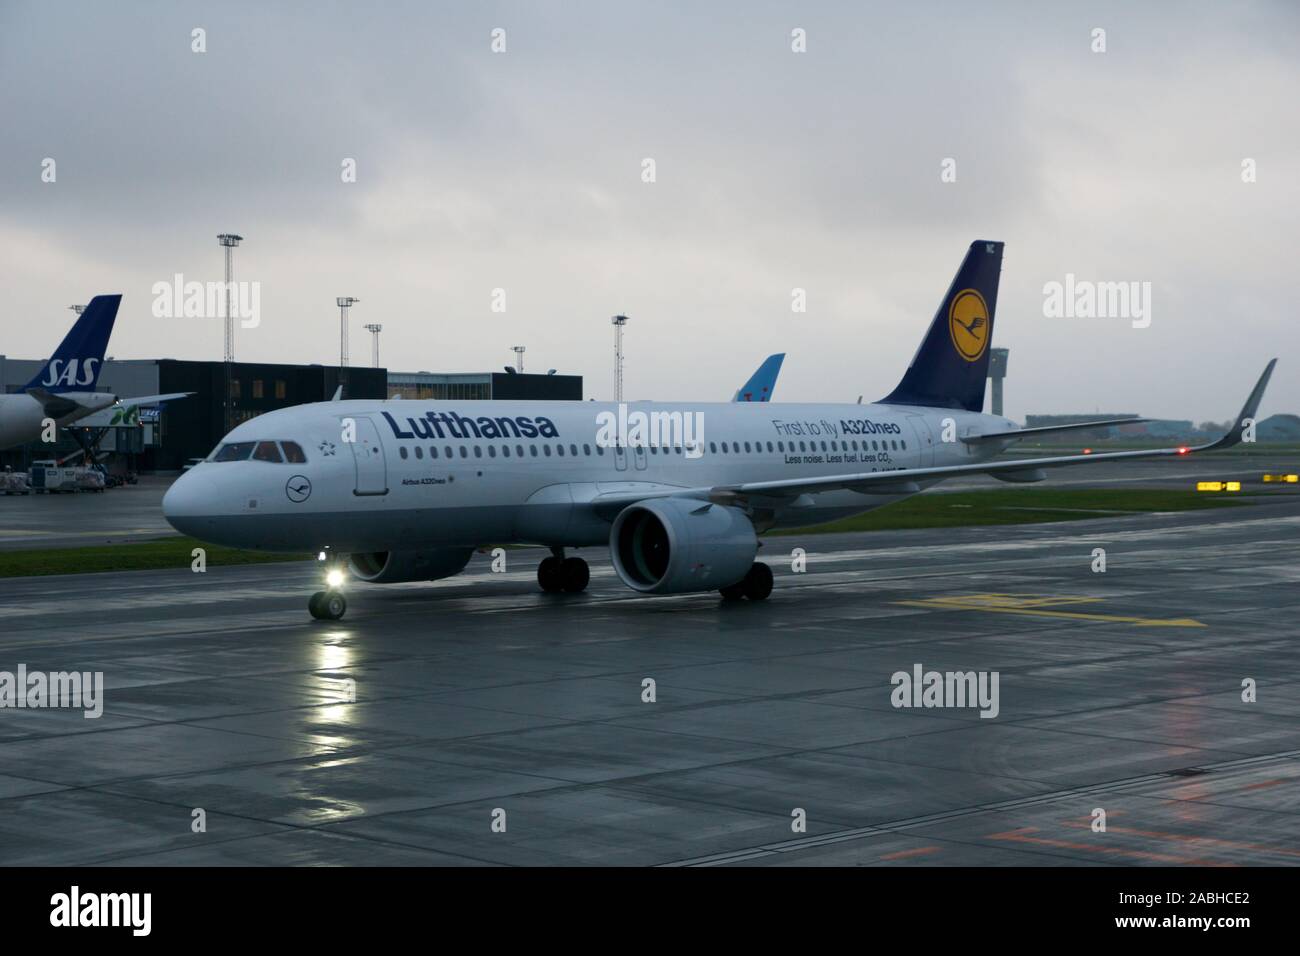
left=906, top=414, right=935, bottom=468
left=348, top=415, right=388, bottom=495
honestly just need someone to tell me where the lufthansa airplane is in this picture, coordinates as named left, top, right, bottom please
left=0, top=295, right=190, bottom=450
left=164, top=241, right=1276, bottom=620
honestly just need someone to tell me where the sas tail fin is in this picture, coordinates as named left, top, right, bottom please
left=24, top=294, right=121, bottom=393
left=879, top=241, right=1003, bottom=412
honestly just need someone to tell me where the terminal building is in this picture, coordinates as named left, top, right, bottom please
left=0, top=357, right=582, bottom=472
left=388, top=370, right=582, bottom=403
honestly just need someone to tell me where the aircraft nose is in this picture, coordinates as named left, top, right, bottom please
left=162, top=469, right=220, bottom=536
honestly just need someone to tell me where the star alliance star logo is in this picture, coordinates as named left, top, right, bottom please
left=318, top=440, right=336, bottom=456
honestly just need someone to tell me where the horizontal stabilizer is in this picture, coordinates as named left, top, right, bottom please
left=25, top=387, right=118, bottom=421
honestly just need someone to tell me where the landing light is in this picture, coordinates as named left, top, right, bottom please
left=326, top=569, right=346, bottom=588
left=1178, top=446, right=1189, bottom=455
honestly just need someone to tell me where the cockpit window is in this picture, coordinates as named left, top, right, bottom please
left=210, top=440, right=305, bottom=463
left=253, top=441, right=283, bottom=463
left=211, top=441, right=256, bottom=462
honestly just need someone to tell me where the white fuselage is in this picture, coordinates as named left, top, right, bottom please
left=0, top=392, right=117, bottom=450
left=163, top=399, right=1016, bottom=553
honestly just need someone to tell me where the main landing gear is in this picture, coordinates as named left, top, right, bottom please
left=719, top=561, right=773, bottom=602
left=309, top=552, right=349, bottom=621
left=538, top=548, right=590, bottom=594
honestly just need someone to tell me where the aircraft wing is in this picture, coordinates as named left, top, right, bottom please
left=591, top=359, right=1276, bottom=516
left=959, top=417, right=1148, bottom=445
left=73, top=392, right=194, bottom=428
left=116, top=391, right=193, bottom=407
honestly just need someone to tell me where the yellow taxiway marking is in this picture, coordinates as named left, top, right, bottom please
left=894, top=592, right=1204, bottom=628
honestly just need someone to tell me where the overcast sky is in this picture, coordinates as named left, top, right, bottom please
left=2, top=1, right=1296, bottom=421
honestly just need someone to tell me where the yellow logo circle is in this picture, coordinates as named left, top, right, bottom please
left=948, top=288, right=990, bottom=362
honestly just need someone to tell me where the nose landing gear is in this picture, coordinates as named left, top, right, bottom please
left=309, top=551, right=349, bottom=620
left=309, top=589, right=348, bottom=620
left=538, top=548, right=590, bottom=594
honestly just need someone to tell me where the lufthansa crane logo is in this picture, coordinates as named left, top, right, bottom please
left=948, top=288, right=990, bottom=362
left=285, top=475, right=312, bottom=503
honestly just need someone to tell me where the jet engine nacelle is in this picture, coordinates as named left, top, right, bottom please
left=610, top=498, right=757, bottom=594
left=348, top=548, right=474, bottom=584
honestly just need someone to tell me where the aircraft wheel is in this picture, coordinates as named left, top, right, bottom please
left=308, top=591, right=328, bottom=619
left=560, top=557, right=590, bottom=593
left=538, top=556, right=564, bottom=593
left=741, top=562, right=773, bottom=602
left=719, top=580, right=746, bottom=601
left=321, top=591, right=347, bottom=620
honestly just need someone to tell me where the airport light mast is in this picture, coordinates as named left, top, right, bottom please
left=511, top=346, right=525, bottom=373
left=337, top=296, right=360, bottom=396
left=364, top=323, right=383, bottom=368
left=217, top=233, right=243, bottom=433
left=611, top=314, right=628, bottom=402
